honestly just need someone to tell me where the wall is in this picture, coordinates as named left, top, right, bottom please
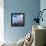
left=4, top=0, right=40, bottom=42
left=0, top=0, right=4, bottom=42
left=40, top=0, right=46, bottom=27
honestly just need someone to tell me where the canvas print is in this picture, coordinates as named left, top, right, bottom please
left=11, top=13, right=25, bottom=26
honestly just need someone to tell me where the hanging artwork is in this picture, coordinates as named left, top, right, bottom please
left=11, top=13, right=25, bottom=26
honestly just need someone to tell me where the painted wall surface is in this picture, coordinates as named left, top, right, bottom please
left=4, top=0, right=40, bottom=42
left=0, top=0, right=4, bottom=42
left=40, top=0, right=46, bottom=27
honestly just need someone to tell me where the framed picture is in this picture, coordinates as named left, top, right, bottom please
left=11, top=13, right=25, bottom=26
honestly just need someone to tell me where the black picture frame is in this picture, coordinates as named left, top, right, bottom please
left=11, top=13, right=25, bottom=26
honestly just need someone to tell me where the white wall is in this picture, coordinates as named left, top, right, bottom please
left=0, top=0, right=4, bottom=42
